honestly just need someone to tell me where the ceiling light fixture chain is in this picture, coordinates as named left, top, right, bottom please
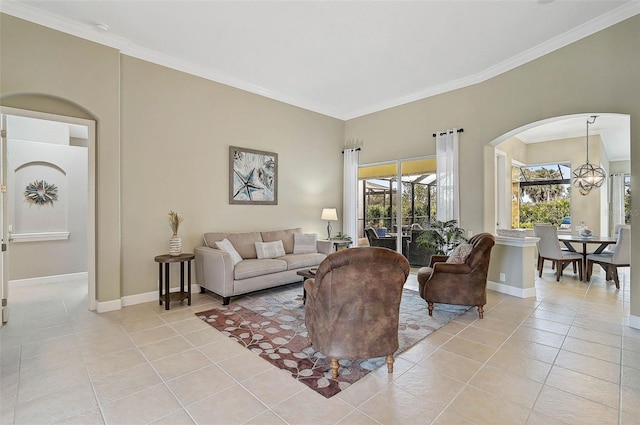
left=572, top=115, right=606, bottom=196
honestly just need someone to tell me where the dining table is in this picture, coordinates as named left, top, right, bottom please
left=557, top=234, right=618, bottom=281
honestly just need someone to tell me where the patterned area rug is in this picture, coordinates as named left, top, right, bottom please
left=196, top=283, right=469, bottom=398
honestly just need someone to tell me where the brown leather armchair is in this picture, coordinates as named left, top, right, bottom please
left=304, top=247, right=410, bottom=378
left=417, top=233, right=495, bottom=319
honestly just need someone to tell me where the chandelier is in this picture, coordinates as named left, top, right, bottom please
left=572, top=115, right=606, bottom=196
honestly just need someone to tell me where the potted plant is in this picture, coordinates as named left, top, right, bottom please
left=334, top=232, right=352, bottom=241
left=416, top=219, right=467, bottom=256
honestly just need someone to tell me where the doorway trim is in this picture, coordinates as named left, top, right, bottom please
left=0, top=106, right=96, bottom=311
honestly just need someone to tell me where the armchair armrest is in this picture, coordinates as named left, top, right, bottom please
left=194, top=246, right=235, bottom=297
left=429, top=255, right=449, bottom=267
left=432, top=262, right=472, bottom=274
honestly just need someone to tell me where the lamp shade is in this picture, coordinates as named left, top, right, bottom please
left=321, top=208, right=338, bottom=221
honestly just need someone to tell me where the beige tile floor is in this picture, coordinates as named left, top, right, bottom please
left=1, top=264, right=637, bottom=425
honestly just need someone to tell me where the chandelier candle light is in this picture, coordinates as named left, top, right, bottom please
left=321, top=208, right=338, bottom=240
left=572, top=115, right=606, bottom=196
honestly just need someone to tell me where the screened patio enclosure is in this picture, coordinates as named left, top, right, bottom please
left=358, top=158, right=437, bottom=239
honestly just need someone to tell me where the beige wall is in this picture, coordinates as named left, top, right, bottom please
left=346, top=16, right=639, bottom=316
left=1, top=12, right=638, bottom=316
left=1, top=14, right=121, bottom=301
left=1, top=14, right=344, bottom=302
left=120, top=56, right=344, bottom=297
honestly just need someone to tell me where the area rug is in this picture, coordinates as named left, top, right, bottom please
left=196, top=283, right=469, bottom=398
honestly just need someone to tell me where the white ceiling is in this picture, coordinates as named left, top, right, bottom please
left=2, top=1, right=636, bottom=159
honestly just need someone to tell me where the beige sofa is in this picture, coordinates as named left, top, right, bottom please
left=195, top=228, right=331, bottom=304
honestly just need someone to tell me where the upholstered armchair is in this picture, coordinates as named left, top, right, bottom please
left=304, top=247, right=410, bottom=378
left=417, top=233, right=495, bottom=319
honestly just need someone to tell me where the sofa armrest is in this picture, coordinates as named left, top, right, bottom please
left=316, top=240, right=333, bottom=255
left=194, top=246, right=235, bottom=297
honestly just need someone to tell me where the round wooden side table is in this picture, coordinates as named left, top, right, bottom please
left=154, top=253, right=195, bottom=310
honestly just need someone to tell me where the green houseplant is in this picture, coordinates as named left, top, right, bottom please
left=416, top=219, right=467, bottom=256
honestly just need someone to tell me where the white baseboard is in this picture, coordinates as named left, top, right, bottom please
left=9, top=272, right=88, bottom=286
left=96, top=298, right=122, bottom=313
left=629, top=315, right=640, bottom=330
left=487, top=280, right=537, bottom=298
left=98, top=284, right=202, bottom=312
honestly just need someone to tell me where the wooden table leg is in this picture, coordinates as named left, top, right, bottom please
left=158, top=263, right=163, bottom=305
left=164, top=263, right=170, bottom=310
left=187, top=260, right=192, bottom=305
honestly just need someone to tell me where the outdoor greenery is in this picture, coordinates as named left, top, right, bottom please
left=364, top=181, right=436, bottom=230
left=519, top=198, right=571, bottom=228
left=416, top=219, right=467, bottom=255
left=516, top=165, right=571, bottom=228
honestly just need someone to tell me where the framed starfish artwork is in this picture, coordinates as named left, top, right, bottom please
left=229, top=146, right=278, bottom=205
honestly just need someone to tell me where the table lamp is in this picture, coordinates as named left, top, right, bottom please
left=321, top=208, right=338, bottom=240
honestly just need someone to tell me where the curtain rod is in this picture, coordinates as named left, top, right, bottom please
left=432, top=128, right=464, bottom=137
left=342, top=147, right=362, bottom=153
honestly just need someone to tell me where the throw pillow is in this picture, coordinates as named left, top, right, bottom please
left=215, top=238, right=243, bottom=265
left=293, top=233, right=318, bottom=254
left=255, top=240, right=286, bottom=259
left=446, top=243, right=474, bottom=264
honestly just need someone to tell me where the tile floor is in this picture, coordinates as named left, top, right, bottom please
left=1, top=265, right=638, bottom=425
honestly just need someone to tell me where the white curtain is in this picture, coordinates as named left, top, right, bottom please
left=343, top=146, right=360, bottom=246
left=611, top=173, right=625, bottom=230
left=435, top=129, right=460, bottom=222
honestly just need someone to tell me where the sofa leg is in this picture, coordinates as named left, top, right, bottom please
left=428, top=302, right=434, bottom=316
left=222, top=296, right=230, bottom=305
left=477, top=305, right=484, bottom=319
left=200, top=286, right=206, bottom=294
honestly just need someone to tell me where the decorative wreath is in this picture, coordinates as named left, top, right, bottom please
left=24, top=180, right=58, bottom=206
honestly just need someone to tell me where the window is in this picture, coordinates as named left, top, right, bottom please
left=625, top=175, right=631, bottom=224
left=512, top=163, right=571, bottom=228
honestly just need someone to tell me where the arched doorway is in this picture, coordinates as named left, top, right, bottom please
left=1, top=102, right=96, bottom=320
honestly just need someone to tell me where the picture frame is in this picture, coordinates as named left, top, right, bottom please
left=229, top=146, right=278, bottom=205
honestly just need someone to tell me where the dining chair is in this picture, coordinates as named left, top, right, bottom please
left=534, top=223, right=571, bottom=271
left=601, top=224, right=630, bottom=254
left=586, top=226, right=631, bottom=288
left=534, top=224, right=583, bottom=281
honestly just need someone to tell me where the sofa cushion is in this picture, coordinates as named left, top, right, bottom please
left=280, top=252, right=327, bottom=270
left=293, top=233, right=318, bottom=254
left=255, top=240, right=286, bottom=259
left=446, top=243, right=474, bottom=264
left=204, top=231, right=262, bottom=259
left=234, top=258, right=288, bottom=280
left=214, top=238, right=243, bottom=265
left=261, top=228, right=301, bottom=254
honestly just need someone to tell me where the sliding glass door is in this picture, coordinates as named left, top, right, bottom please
left=358, top=157, right=436, bottom=264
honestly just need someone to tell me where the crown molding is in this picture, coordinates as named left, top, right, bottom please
left=3, top=0, right=639, bottom=121
left=1, top=0, right=131, bottom=50
left=344, top=1, right=640, bottom=120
